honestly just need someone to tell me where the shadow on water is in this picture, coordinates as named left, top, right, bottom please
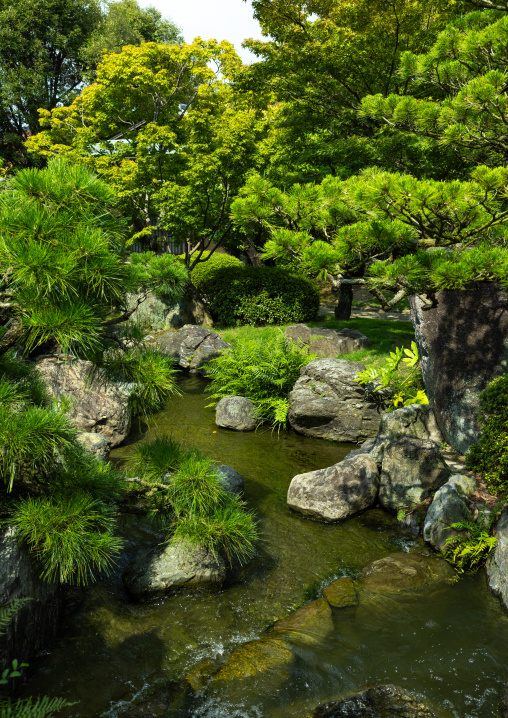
left=22, top=374, right=508, bottom=717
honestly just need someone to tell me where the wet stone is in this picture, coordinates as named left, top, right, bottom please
left=118, top=681, right=191, bottom=717
left=273, top=597, right=333, bottom=645
left=213, top=636, right=293, bottom=682
left=359, top=552, right=454, bottom=594
left=322, top=577, right=358, bottom=608
left=311, top=684, right=437, bottom=717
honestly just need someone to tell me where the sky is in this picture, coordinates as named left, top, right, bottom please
left=138, top=0, right=265, bottom=63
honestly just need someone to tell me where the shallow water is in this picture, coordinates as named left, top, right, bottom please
left=24, top=375, right=508, bottom=717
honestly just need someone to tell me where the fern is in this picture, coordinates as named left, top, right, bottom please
left=443, top=504, right=502, bottom=577
left=0, top=598, right=30, bottom=635
left=0, top=696, right=75, bottom=718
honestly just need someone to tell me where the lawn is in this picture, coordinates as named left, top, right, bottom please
left=216, top=316, right=415, bottom=371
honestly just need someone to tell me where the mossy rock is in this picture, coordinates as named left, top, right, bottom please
left=213, top=636, right=293, bottom=682
left=273, top=597, right=333, bottom=646
left=359, top=552, right=454, bottom=595
left=323, top=577, right=358, bottom=608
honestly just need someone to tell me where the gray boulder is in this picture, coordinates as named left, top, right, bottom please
left=126, top=290, right=213, bottom=332
left=288, top=359, right=385, bottom=442
left=486, top=506, right=508, bottom=611
left=423, top=474, right=477, bottom=551
left=370, top=404, right=443, bottom=462
left=410, top=284, right=508, bottom=454
left=215, top=396, right=257, bottom=431
left=285, top=323, right=370, bottom=358
left=157, top=325, right=230, bottom=374
left=122, top=540, right=226, bottom=599
left=343, top=438, right=376, bottom=461
left=378, top=437, right=450, bottom=512
left=287, top=454, right=379, bottom=522
left=215, top=465, right=245, bottom=495
left=76, top=431, right=111, bottom=462
left=0, top=527, right=62, bottom=666
left=36, top=358, right=133, bottom=447
left=311, top=684, right=437, bottom=718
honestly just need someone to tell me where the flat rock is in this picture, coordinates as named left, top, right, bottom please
left=215, top=465, right=245, bottom=495
left=287, top=454, right=379, bottom=522
left=410, top=285, right=508, bottom=454
left=122, top=540, right=226, bottom=599
left=36, top=358, right=133, bottom=447
left=288, top=359, right=385, bottom=442
left=156, top=325, right=230, bottom=374
left=323, top=577, right=358, bottom=608
left=215, top=396, right=257, bottom=431
left=378, top=437, right=450, bottom=512
left=359, top=552, right=454, bottom=594
left=311, top=684, right=437, bottom=717
left=285, top=324, right=370, bottom=358
left=273, top=598, right=333, bottom=645
left=76, top=431, right=111, bottom=462
left=486, top=506, right=508, bottom=612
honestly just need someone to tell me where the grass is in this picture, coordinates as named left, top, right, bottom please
left=217, top=316, right=415, bottom=372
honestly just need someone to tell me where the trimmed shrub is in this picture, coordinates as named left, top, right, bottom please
left=466, top=375, right=508, bottom=493
left=199, top=265, right=320, bottom=326
left=190, top=252, right=243, bottom=291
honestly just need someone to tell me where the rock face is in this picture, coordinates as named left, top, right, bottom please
left=377, top=437, right=450, bottom=512
left=285, top=324, right=370, bottom=358
left=122, top=540, right=226, bottom=599
left=36, top=358, right=133, bottom=447
left=273, top=597, right=333, bottom=646
left=215, top=465, right=245, bottom=495
left=156, top=325, right=230, bottom=374
left=410, top=285, right=508, bottom=454
left=323, top=577, right=358, bottom=608
left=76, top=431, right=111, bottom=462
left=126, top=290, right=213, bottom=332
left=311, top=684, right=437, bottom=718
left=359, top=552, right=454, bottom=594
left=287, top=454, right=379, bottom=522
left=371, top=404, right=443, bottom=454
left=288, top=359, right=385, bottom=442
left=215, top=396, right=257, bottom=431
left=486, top=506, right=508, bottom=611
left=0, top=527, right=62, bottom=666
left=423, top=474, right=477, bottom=552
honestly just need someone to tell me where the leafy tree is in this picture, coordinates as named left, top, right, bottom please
left=27, top=40, right=265, bottom=266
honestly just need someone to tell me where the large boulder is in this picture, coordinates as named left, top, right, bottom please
left=122, top=540, right=226, bottom=599
left=370, top=404, right=443, bottom=461
left=35, top=358, right=133, bottom=447
left=423, top=474, right=477, bottom=552
left=0, top=527, right=62, bottom=666
left=377, top=437, right=451, bottom=512
left=288, top=359, right=385, bottom=442
left=287, top=454, right=379, bottom=522
left=410, top=285, right=508, bottom=454
left=285, top=324, right=370, bottom=358
left=215, top=396, right=257, bottom=431
left=359, top=552, right=454, bottom=594
left=311, top=684, right=438, bottom=718
left=486, top=506, right=508, bottom=611
left=156, top=325, right=230, bottom=374
left=126, top=290, right=213, bottom=332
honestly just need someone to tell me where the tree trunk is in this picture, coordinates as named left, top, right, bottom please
left=334, top=284, right=353, bottom=320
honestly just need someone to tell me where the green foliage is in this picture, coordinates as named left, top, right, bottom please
left=0, top=598, right=30, bottom=636
left=443, top=505, right=501, bottom=577
left=0, top=696, right=75, bottom=717
left=356, top=342, right=428, bottom=408
left=129, top=251, right=188, bottom=301
left=206, top=333, right=314, bottom=429
left=200, top=265, right=320, bottom=327
left=190, top=252, right=243, bottom=291
left=10, top=494, right=123, bottom=585
left=466, top=375, right=508, bottom=493
left=128, top=436, right=258, bottom=564
left=101, top=347, right=180, bottom=417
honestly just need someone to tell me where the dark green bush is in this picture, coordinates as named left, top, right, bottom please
left=466, top=375, right=508, bottom=493
left=190, top=252, right=243, bottom=291
left=199, top=265, right=320, bottom=326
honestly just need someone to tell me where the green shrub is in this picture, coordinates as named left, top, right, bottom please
left=190, top=251, right=243, bottom=291
left=466, top=375, right=508, bottom=493
left=197, top=265, right=320, bottom=326
left=206, top=333, right=314, bottom=430
left=443, top=505, right=501, bottom=578
left=128, top=436, right=258, bottom=564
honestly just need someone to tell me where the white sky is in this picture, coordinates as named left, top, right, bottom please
left=138, top=0, right=265, bottom=63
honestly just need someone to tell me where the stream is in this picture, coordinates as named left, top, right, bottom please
left=24, top=374, right=508, bottom=717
